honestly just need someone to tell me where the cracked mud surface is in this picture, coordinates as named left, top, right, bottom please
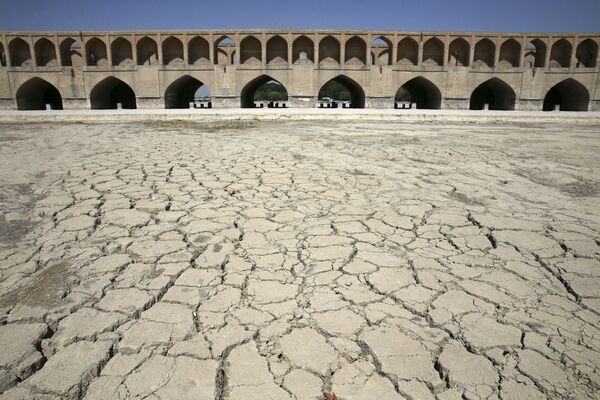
left=0, top=119, right=599, bottom=399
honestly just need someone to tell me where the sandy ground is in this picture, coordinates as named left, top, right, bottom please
left=0, top=119, right=599, bottom=399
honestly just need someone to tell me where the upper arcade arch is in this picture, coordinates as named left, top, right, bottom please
left=214, top=36, right=235, bottom=65
left=543, top=78, right=589, bottom=111
left=111, top=37, right=133, bottom=66
left=499, top=38, right=520, bottom=67
left=137, top=36, right=158, bottom=66
left=319, top=36, right=340, bottom=65
left=473, top=38, right=495, bottom=67
left=267, top=35, right=287, bottom=65
left=524, top=39, right=546, bottom=68
left=34, top=38, right=57, bottom=67
left=469, top=78, right=516, bottom=110
left=59, top=38, right=82, bottom=67
left=292, top=35, right=314, bottom=64
left=162, top=36, right=184, bottom=65
left=549, top=39, right=572, bottom=68
left=345, top=36, right=366, bottom=65
left=371, top=37, right=392, bottom=66
left=90, top=76, right=136, bottom=109
left=9, top=38, right=32, bottom=67
left=85, top=37, right=108, bottom=66
left=188, top=36, right=210, bottom=65
left=422, top=37, right=444, bottom=66
left=16, top=77, right=63, bottom=110
left=448, top=38, right=469, bottom=66
left=397, top=37, right=418, bottom=66
left=240, top=36, right=262, bottom=65
left=576, top=38, right=598, bottom=68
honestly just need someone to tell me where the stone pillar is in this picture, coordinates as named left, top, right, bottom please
left=209, top=34, right=214, bottom=64
left=314, top=34, right=319, bottom=65
left=493, top=36, right=500, bottom=67
left=287, top=33, right=292, bottom=64
left=29, top=36, right=37, bottom=68
left=392, top=34, right=398, bottom=65
left=570, top=36, right=578, bottom=70
left=417, top=37, right=423, bottom=66
left=544, top=36, right=552, bottom=68
left=235, top=34, right=240, bottom=65
left=106, top=35, right=112, bottom=66
left=443, top=34, right=449, bottom=66
left=519, top=36, right=527, bottom=68
left=366, top=34, right=371, bottom=66
left=132, top=36, right=138, bottom=65
left=157, top=34, right=163, bottom=65
left=340, top=34, right=345, bottom=65
left=261, top=33, right=266, bottom=66
left=469, top=35, right=475, bottom=66
left=55, top=34, right=62, bottom=66
left=183, top=34, right=189, bottom=65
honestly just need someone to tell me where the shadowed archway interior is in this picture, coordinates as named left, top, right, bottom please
left=469, top=78, right=516, bottom=110
left=318, top=75, right=365, bottom=108
left=395, top=77, right=441, bottom=109
left=90, top=77, right=136, bottom=109
left=241, top=75, right=288, bottom=108
left=16, top=77, right=63, bottom=110
left=543, top=79, right=590, bottom=111
left=164, top=76, right=210, bottom=109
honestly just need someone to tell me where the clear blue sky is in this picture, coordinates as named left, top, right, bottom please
left=0, top=0, right=598, bottom=32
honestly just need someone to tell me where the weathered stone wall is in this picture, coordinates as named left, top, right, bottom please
left=0, top=30, right=598, bottom=110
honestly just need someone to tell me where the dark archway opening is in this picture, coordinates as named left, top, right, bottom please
left=16, top=78, right=63, bottom=110
left=90, top=77, right=136, bottom=109
left=395, top=77, right=441, bottom=109
left=469, top=78, right=516, bottom=110
left=241, top=75, right=288, bottom=108
left=165, top=76, right=211, bottom=109
left=543, top=79, right=589, bottom=111
left=318, top=76, right=365, bottom=108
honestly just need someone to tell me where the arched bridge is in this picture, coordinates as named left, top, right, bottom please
left=0, top=30, right=599, bottom=111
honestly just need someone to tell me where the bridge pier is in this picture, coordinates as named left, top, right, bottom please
left=287, top=96, right=316, bottom=108
left=365, top=96, right=395, bottom=109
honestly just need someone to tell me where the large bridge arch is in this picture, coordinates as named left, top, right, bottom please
left=318, top=75, right=365, bottom=108
left=90, top=76, right=136, bottom=109
left=469, top=78, right=516, bottom=110
left=543, top=78, right=589, bottom=111
left=16, top=77, right=63, bottom=110
left=395, top=77, right=441, bottom=109
left=164, top=75, right=211, bottom=109
left=240, top=75, right=288, bottom=108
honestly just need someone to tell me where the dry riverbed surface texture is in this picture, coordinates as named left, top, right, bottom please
left=0, top=119, right=599, bottom=400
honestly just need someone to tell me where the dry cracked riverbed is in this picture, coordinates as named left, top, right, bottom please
left=0, top=119, right=599, bottom=400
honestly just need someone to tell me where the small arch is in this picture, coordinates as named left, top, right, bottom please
left=345, top=36, right=366, bottom=65
left=499, top=38, right=520, bottom=67
left=240, top=36, right=262, bottom=65
left=34, top=38, right=57, bottom=67
left=448, top=38, right=469, bottom=66
left=59, top=38, right=82, bottom=67
left=111, top=37, right=133, bottom=66
left=0, top=42, right=5, bottom=66
left=549, top=39, right=572, bottom=68
left=266, top=35, right=288, bottom=65
left=136, top=36, right=158, bottom=66
left=16, top=77, right=63, bottom=110
left=474, top=38, right=495, bottom=67
left=9, top=38, right=32, bottom=67
left=162, top=36, right=184, bottom=65
left=319, top=36, right=340, bottom=65
left=188, top=36, right=210, bottom=65
left=372, top=37, right=392, bottom=66
left=90, top=76, right=136, bottom=109
left=164, top=75, right=211, bottom=109
left=292, top=35, right=314, bottom=64
left=241, top=75, right=288, bottom=108
left=214, top=36, right=235, bottom=65
left=318, top=75, right=365, bottom=108
left=524, top=39, right=546, bottom=68
left=422, top=37, right=444, bottom=65
left=397, top=37, right=418, bottom=65
left=85, top=37, right=108, bottom=66
left=469, top=78, right=515, bottom=110
left=395, top=77, right=441, bottom=109
left=576, top=38, right=598, bottom=68
left=543, top=79, right=589, bottom=111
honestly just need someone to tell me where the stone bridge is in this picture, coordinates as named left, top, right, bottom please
left=0, top=29, right=599, bottom=111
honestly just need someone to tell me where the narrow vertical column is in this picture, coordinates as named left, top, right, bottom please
left=443, top=34, right=449, bottom=66
left=132, top=35, right=138, bottom=66
left=54, top=34, right=62, bottom=66
left=261, top=33, right=267, bottom=66
left=544, top=36, right=552, bottom=68
left=570, top=36, right=578, bottom=69
left=209, top=34, right=214, bottom=65
left=493, top=36, right=501, bottom=67
left=30, top=36, right=37, bottom=68
left=235, top=33, right=241, bottom=65
left=417, top=35, right=424, bottom=66
left=366, top=34, right=371, bottom=66
left=392, top=33, right=398, bottom=65
left=106, top=35, right=112, bottom=66
left=183, top=34, right=189, bottom=65
left=340, top=34, right=345, bottom=65
left=314, top=33, right=319, bottom=65
left=287, top=33, right=293, bottom=65
left=157, top=34, right=164, bottom=65
left=519, top=36, right=527, bottom=68
left=469, top=35, right=475, bottom=66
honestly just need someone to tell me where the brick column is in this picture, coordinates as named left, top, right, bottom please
left=183, top=34, right=189, bottom=65
left=340, top=34, right=345, bottom=65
